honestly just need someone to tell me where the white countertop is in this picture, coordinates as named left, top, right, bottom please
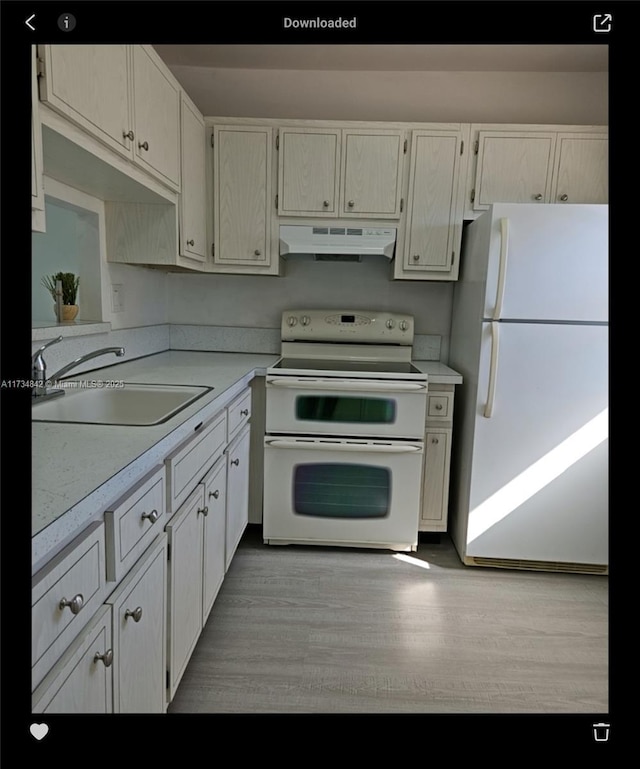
left=32, top=351, right=279, bottom=565
left=32, top=350, right=462, bottom=567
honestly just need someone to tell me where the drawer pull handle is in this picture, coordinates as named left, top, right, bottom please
left=533, top=193, right=543, bottom=201
left=194, top=422, right=203, bottom=432
left=559, top=194, right=569, bottom=201
left=59, top=594, right=84, bottom=615
left=141, top=509, right=159, bottom=524
left=198, top=506, right=209, bottom=516
left=209, top=489, right=220, bottom=500
left=94, top=649, right=114, bottom=668
left=431, top=438, right=439, bottom=444
left=123, top=130, right=134, bottom=141
left=125, top=606, right=143, bottom=623
left=187, top=238, right=195, bottom=247
left=435, top=404, right=443, bottom=411
left=138, top=140, right=149, bottom=151
left=240, top=409, right=249, bottom=416
left=231, top=458, right=240, bottom=467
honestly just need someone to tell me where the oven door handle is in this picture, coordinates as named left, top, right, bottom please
left=266, top=378, right=427, bottom=392
left=265, top=439, right=423, bottom=453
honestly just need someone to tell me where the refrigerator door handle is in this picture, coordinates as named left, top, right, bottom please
left=484, top=322, right=500, bottom=418
left=492, top=218, right=509, bottom=321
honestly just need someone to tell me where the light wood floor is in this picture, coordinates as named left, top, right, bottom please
left=168, top=526, right=608, bottom=714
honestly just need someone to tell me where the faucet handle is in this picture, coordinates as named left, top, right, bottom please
left=32, top=335, right=63, bottom=364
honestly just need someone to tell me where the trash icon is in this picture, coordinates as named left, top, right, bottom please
left=592, top=722, right=610, bottom=742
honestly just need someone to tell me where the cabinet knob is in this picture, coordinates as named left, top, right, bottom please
left=431, top=437, right=439, bottom=444
left=123, top=130, right=135, bottom=141
left=559, top=194, right=569, bottom=201
left=240, top=408, right=249, bottom=416
left=533, top=193, right=543, bottom=201
left=138, top=140, right=149, bottom=151
left=59, top=593, right=84, bottom=615
left=141, top=509, right=159, bottom=524
left=435, top=403, right=443, bottom=410
left=208, top=489, right=220, bottom=500
left=231, top=458, right=240, bottom=467
left=323, top=200, right=330, bottom=208
left=254, top=249, right=261, bottom=256
left=94, top=649, right=114, bottom=668
left=412, top=254, right=420, bottom=262
left=125, top=606, right=143, bottom=623
left=187, top=239, right=195, bottom=247
left=197, top=506, right=209, bottom=517
left=348, top=200, right=355, bottom=208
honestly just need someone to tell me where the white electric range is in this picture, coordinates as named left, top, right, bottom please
left=263, top=310, right=428, bottom=552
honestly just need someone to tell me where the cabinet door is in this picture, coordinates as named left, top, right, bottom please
left=179, top=95, right=207, bottom=261
left=131, top=46, right=181, bottom=191
left=225, top=425, right=250, bottom=570
left=32, top=605, right=113, bottom=714
left=277, top=128, right=341, bottom=216
left=108, top=537, right=167, bottom=713
left=340, top=129, right=404, bottom=217
left=201, top=457, right=227, bottom=622
left=420, top=430, right=451, bottom=529
left=403, top=131, right=463, bottom=274
left=473, top=132, right=555, bottom=211
left=551, top=134, right=608, bottom=204
left=39, top=44, right=131, bottom=158
left=166, top=486, right=205, bottom=701
left=213, top=125, right=273, bottom=267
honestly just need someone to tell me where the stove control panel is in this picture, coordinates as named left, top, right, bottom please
left=281, top=310, right=414, bottom=344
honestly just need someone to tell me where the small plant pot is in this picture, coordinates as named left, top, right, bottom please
left=54, top=304, right=79, bottom=322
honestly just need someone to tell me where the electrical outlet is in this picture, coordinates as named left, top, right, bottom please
left=111, top=284, right=124, bottom=313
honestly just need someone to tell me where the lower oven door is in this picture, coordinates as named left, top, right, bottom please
left=265, top=376, right=427, bottom=439
left=263, top=436, right=424, bottom=551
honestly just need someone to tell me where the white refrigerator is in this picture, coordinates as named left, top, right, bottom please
left=448, top=203, right=608, bottom=572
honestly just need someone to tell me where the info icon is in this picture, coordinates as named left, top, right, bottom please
left=57, top=13, right=77, bottom=32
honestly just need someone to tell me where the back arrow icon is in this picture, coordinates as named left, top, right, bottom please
left=26, top=14, right=36, bottom=31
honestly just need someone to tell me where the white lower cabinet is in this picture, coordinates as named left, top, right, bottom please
left=201, top=456, right=227, bottom=619
left=419, top=388, right=456, bottom=532
left=32, top=605, right=113, bottom=714
left=106, top=535, right=168, bottom=713
left=225, top=424, right=251, bottom=570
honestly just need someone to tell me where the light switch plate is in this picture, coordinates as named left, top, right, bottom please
left=111, top=284, right=124, bottom=313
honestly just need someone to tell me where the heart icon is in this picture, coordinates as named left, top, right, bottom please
left=30, top=723, right=49, bottom=740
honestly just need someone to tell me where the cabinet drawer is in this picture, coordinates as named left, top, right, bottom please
left=426, top=392, right=454, bottom=422
left=165, top=412, right=227, bottom=516
left=227, top=389, right=251, bottom=441
left=32, top=521, right=107, bottom=691
left=104, top=465, right=166, bottom=583
left=32, top=604, right=113, bottom=714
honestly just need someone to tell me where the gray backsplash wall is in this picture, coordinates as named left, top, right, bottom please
left=168, top=256, right=452, bottom=361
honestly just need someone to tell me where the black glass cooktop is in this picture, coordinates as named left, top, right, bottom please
left=272, top=358, right=423, bottom=374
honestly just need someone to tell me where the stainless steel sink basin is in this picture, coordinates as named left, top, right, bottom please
left=32, top=383, right=212, bottom=426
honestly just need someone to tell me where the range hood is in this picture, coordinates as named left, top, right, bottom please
left=279, top=225, right=397, bottom=261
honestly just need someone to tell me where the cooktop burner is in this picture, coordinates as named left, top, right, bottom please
left=271, top=358, right=424, bottom=375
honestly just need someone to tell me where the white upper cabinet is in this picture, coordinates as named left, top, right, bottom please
left=277, top=126, right=404, bottom=219
left=277, top=128, right=341, bottom=216
left=38, top=44, right=181, bottom=193
left=396, top=129, right=467, bottom=281
left=340, top=129, right=404, bottom=217
left=38, top=44, right=132, bottom=157
left=179, top=93, right=207, bottom=262
left=466, top=124, right=608, bottom=217
left=551, top=133, right=608, bottom=204
left=130, top=46, right=181, bottom=191
left=210, top=124, right=278, bottom=274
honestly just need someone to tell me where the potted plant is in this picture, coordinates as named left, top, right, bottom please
left=41, top=272, right=80, bottom=322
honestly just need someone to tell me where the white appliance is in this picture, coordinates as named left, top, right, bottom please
left=448, top=203, right=608, bottom=573
left=279, top=225, right=397, bottom=259
left=263, top=310, right=427, bottom=551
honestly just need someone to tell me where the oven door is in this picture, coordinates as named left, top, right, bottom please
left=263, top=436, right=424, bottom=551
left=265, top=376, right=427, bottom=438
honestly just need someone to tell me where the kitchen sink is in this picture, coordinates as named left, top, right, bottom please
left=32, top=383, right=212, bottom=426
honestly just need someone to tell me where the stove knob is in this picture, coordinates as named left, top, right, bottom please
left=287, top=316, right=297, bottom=327
left=386, top=319, right=395, bottom=329
left=301, top=315, right=311, bottom=326
left=399, top=320, right=409, bottom=331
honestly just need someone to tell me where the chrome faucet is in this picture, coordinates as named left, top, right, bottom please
left=31, top=339, right=126, bottom=400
